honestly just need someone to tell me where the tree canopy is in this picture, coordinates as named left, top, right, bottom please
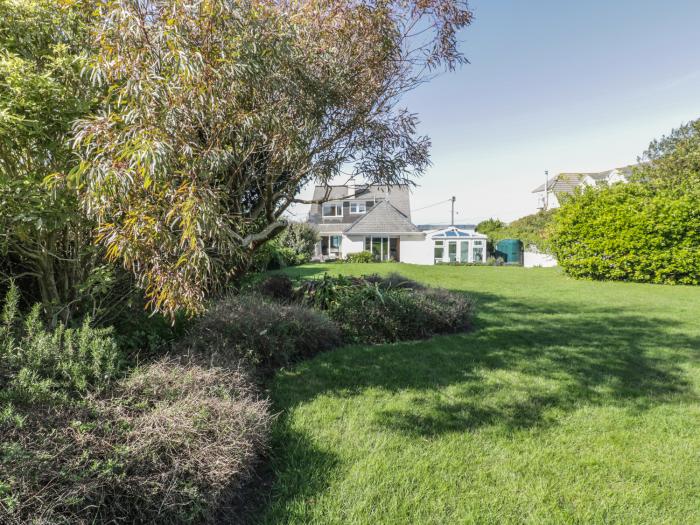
left=72, top=0, right=473, bottom=315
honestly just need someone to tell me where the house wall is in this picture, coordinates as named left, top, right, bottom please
left=398, top=234, right=433, bottom=265
left=536, top=191, right=561, bottom=210
left=341, top=235, right=365, bottom=258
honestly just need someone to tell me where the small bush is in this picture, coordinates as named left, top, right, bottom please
left=277, top=222, right=319, bottom=264
left=256, top=274, right=296, bottom=302
left=344, top=251, right=375, bottom=263
left=179, top=294, right=342, bottom=370
left=0, top=283, right=122, bottom=405
left=0, top=360, right=271, bottom=524
left=363, top=272, right=426, bottom=290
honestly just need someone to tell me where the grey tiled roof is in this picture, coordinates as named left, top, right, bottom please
left=418, top=224, right=476, bottom=231
left=531, top=173, right=587, bottom=194
left=309, top=184, right=412, bottom=221
left=531, top=165, right=637, bottom=194
left=344, top=200, right=421, bottom=235
left=310, top=224, right=346, bottom=234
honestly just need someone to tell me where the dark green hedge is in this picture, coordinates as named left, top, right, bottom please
left=551, top=183, right=700, bottom=285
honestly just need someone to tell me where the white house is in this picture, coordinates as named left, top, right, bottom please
left=307, top=184, right=487, bottom=264
left=532, top=165, right=636, bottom=210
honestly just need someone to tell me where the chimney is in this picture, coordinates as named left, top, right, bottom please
left=347, top=177, right=356, bottom=198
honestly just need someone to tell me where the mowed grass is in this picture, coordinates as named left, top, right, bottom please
left=260, top=264, right=700, bottom=524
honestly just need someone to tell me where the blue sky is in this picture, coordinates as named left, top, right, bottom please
left=292, top=0, right=700, bottom=224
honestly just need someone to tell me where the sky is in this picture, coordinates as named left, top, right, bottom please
left=289, top=0, right=700, bottom=225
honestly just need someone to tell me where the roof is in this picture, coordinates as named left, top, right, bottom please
left=418, top=224, right=476, bottom=232
left=428, top=226, right=488, bottom=239
left=531, top=164, right=637, bottom=194
left=531, top=172, right=587, bottom=194
left=309, top=184, right=412, bottom=219
left=344, top=200, right=421, bottom=235
left=309, top=224, right=347, bottom=234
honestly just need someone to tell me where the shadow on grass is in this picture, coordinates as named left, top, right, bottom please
left=255, top=265, right=699, bottom=519
left=269, top=282, right=698, bottom=438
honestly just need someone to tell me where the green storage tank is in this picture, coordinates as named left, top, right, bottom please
left=495, top=239, right=523, bottom=265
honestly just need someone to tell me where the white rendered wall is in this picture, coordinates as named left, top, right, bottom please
left=399, top=235, right=433, bottom=265
left=341, top=235, right=365, bottom=258
left=524, top=251, right=558, bottom=268
left=536, top=191, right=560, bottom=210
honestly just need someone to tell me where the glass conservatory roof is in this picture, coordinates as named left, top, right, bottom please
left=431, top=228, right=475, bottom=239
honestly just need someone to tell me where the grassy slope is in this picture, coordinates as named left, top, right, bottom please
left=261, top=264, right=700, bottom=524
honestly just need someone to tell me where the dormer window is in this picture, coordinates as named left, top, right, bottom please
left=349, top=202, right=366, bottom=214
left=322, top=203, right=343, bottom=217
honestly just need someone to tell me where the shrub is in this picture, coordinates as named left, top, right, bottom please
left=277, top=222, right=319, bottom=264
left=256, top=274, right=296, bottom=302
left=552, top=183, right=700, bottom=284
left=477, top=210, right=557, bottom=253
left=552, top=119, right=700, bottom=285
left=178, top=294, right=342, bottom=370
left=251, top=241, right=296, bottom=271
left=298, top=273, right=475, bottom=344
left=327, top=284, right=474, bottom=343
left=0, top=283, right=122, bottom=405
left=363, top=272, right=425, bottom=290
left=0, top=360, right=271, bottom=524
left=344, top=251, right=375, bottom=263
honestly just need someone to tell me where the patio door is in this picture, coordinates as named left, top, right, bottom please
left=367, top=236, right=400, bottom=261
left=460, top=241, right=469, bottom=263
left=448, top=241, right=457, bottom=262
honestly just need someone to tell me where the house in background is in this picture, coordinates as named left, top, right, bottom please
left=307, top=183, right=487, bottom=264
left=532, top=165, right=636, bottom=210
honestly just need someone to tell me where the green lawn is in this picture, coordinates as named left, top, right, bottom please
left=260, top=264, right=700, bottom=524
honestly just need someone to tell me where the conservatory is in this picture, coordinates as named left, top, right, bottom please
left=428, top=227, right=488, bottom=264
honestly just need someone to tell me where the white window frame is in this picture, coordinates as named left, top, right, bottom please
left=434, top=240, right=444, bottom=263
left=349, top=202, right=366, bottom=214
left=322, top=203, right=343, bottom=217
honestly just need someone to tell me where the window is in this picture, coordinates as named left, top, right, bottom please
left=349, top=202, right=366, bottom=214
left=372, top=237, right=383, bottom=260
left=473, top=246, right=483, bottom=262
left=330, top=235, right=341, bottom=250
left=434, top=240, right=444, bottom=262
left=460, top=241, right=469, bottom=262
left=365, top=236, right=397, bottom=261
left=322, top=203, right=342, bottom=217
left=448, top=241, right=457, bottom=262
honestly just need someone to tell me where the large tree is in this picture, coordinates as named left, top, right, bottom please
left=73, top=0, right=473, bottom=315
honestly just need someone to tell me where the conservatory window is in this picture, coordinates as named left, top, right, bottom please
left=434, top=240, right=444, bottom=262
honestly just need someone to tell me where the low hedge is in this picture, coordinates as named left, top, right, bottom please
left=344, top=251, right=375, bottom=263
left=295, top=273, right=475, bottom=344
left=178, top=294, right=342, bottom=371
left=0, top=360, right=271, bottom=524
